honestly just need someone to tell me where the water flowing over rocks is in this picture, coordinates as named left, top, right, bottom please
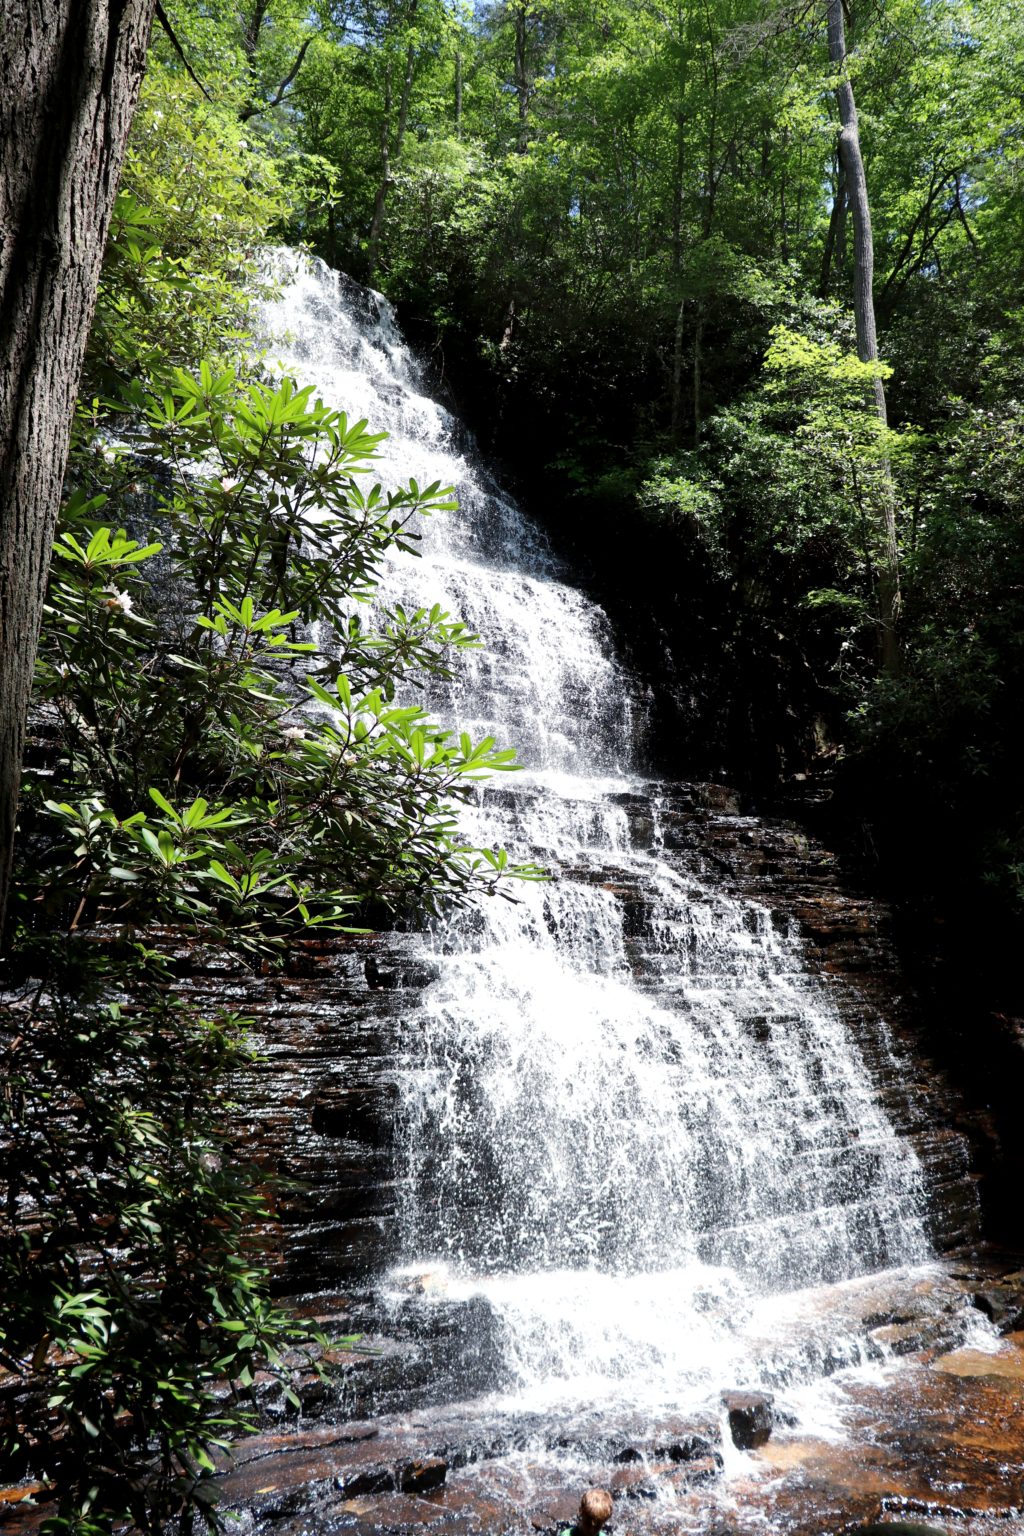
left=9, top=253, right=1021, bottom=1532
left=223, top=255, right=1017, bottom=1524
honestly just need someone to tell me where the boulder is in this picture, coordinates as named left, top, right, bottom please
left=721, top=1391, right=773, bottom=1450
left=333, top=1463, right=396, bottom=1497
left=972, top=1286, right=1024, bottom=1332
left=397, top=1457, right=448, bottom=1494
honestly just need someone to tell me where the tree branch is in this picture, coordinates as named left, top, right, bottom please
left=238, top=36, right=313, bottom=122
left=154, top=2, right=212, bottom=101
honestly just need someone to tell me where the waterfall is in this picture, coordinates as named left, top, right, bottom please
left=259, top=252, right=930, bottom=1416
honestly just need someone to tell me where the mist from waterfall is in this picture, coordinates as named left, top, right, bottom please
left=259, top=251, right=930, bottom=1414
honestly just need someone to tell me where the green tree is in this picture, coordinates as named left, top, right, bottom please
left=1, top=364, right=539, bottom=1533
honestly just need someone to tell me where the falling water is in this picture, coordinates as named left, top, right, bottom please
left=260, top=252, right=931, bottom=1418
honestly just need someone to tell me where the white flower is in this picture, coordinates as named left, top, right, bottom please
left=102, top=588, right=135, bottom=617
left=220, top=475, right=240, bottom=493
left=281, top=726, right=307, bottom=743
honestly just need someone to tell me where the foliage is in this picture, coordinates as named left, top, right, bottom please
left=86, top=61, right=285, bottom=401
left=1, top=363, right=539, bottom=1533
left=849, top=400, right=1024, bottom=917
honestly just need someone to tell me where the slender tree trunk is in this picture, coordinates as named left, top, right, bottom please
left=691, top=26, right=717, bottom=450
left=366, top=52, right=394, bottom=286
left=671, top=109, right=685, bottom=276
left=513, top=3, right=530, bottom=154
left=670, top=298, right=686, bottom=443
left=367, top=20, right=418, bottom=286
left=827, top=0, right=900, bottom=673
left=692, top=309, right=704, bottom=448
left=455, top=48, right=463, bottom=136
left=499, top=298, right=516, bottom=352
left=0, top=0, right=156, bottom=943
left=819, top=153, right=846, bottom=295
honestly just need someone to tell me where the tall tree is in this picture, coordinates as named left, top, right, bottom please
left=366, top=0, right=421, bottom=283
left=826, top=0, right=901, bottom=672
left=0, top=0, right=157, bottom=939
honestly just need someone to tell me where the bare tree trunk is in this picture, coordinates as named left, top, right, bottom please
left=455, top=48, right=463, bottom=136
left=0, top=0, right=156, bottom=942
left=367, top=16, right=418, bottom=286
left=670, top=109, right=685, bottom=276
left=670, top=298, right=686, bottom=443
left=827, top=0, right=900, bottom=673
left=819, top=153, right=846, bottom=295
left=692, top=309, right=704, bottom=448
left=513, top=3, right=531, bottom=154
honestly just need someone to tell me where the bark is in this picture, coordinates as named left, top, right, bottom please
left=670, top=298, right=686, bottom=444
left=513, top=3, right=530, bottom=154
left=690, top=19, right=717, bottom=449
left=0, top=0, right=157, bottom=942
left=366, top=51, right=395, bottom=286
left=670, top=108, right=685, bottom=277
left=367, top=9, right=418, bottom=285
left=499, top=298, right=516, bottom=352
left=826, top=0, right=901, bottom=674
left=692, top=308, right=704, bottom=448
left=454, top=48, right=463, bottom=137
left=819, top=154, right=846, bottom=296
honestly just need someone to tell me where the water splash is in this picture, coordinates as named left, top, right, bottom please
left=259, top=251, right=930, bottom=1412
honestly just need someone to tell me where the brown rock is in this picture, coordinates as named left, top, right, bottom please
left=333, top=1462, right=396, bottom=1497
left=722, top=1391, right=773, bottom=1450
left=397, top=1457, right=448, bottom=1494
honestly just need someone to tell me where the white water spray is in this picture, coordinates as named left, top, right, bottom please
left=260, top=252, right=930, bottom=1414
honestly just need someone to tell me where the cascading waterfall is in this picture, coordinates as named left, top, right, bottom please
left=260, top=252, right=931, bottom=1418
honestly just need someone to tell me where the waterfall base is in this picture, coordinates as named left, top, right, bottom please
left=4, top=1256, right=1023, bottom=1534
left=202, top=1253, right=1024, bottom=1535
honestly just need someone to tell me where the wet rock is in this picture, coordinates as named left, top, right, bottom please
left=607, top=1462, right=672, bottom=1498
left=971, top=1285, right=1024, bottom=1332
left=853, top=1526, right=948, bottom=1535
left=664, top=1455, right=722, bottom=1488
left=722, top=1391, right=773, bottom=1450
left=867, top=1310, right=963, bottom=1358
left=606, top=1450, right=723, bottom=1498
left=397, top=1457, right=448, bottom=1494
left=393, top=1269, right=450, bottom=1297
left=310, top=1083, right=398, bottom=1146
left=334, top=1462, right=397, bottom=1497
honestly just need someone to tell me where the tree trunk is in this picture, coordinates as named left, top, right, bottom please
left=367, top=19, right=417, bottom=286
left=455, top=48, right=463, bottom=137
left=670, top=298, right=686, bottom=443
left=0, top=0, right=156, bottom=943
left=826, top=0, right=900, bottom=674
left=692, top=306, right=704, bottom=448
left=819, top=153, right=846, bottom=296
left=513, top=3, right=530, bottom=154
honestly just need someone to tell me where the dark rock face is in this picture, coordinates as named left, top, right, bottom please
left=721, top=1391, right=773, bottom=1450
left=969, top=1273, right=1024, bottom=1332
left=178, top=779, right=989, bottom=1313
left=853, top=1525, right=949, bottom=1536
left=150, top=778, right=1007, bottom=1458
